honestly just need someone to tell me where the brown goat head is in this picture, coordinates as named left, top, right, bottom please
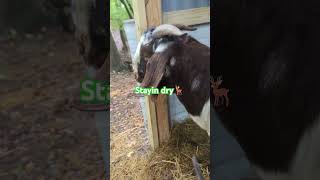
left=140, top=45, right=175, bottom=88
left=140, top=33, right=192, bottom=88
left=133, top=24, right=196, bottom=83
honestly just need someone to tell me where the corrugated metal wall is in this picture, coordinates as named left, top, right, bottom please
left=162, top=0, right=210, bottom=12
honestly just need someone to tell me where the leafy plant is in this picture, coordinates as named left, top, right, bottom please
left=110, top=0, right=133, bottom=30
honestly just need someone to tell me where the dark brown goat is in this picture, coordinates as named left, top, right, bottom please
left=70, top=0, right=108, bottom=111
left=71, top=0, right=107, bottom=69
left=140, top=29, right=210, bottom=131
left=132, top=24, right=197, bottom=83
left=137, top=25, right=210, bottom=180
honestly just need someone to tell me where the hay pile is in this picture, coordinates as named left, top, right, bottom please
left=143, top=118, right=210, bottom=180
left=111, top=118, right=210, bottom=180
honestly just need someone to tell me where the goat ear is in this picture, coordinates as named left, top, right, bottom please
left=141, top=52, right=171, bottom=88
left=173, top=24, right=197, bottom=31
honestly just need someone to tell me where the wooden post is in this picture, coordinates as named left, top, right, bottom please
left=145, top=95, right=159, bottom=149
left=155, top=94, right=170, bottom=143
left=132, top=0, right=147, bottom=38
left=145, top=0, right=162, bottom=27
left=132, top=0, right=170, bottom=149
left=145, top=0, right=170, bottom=146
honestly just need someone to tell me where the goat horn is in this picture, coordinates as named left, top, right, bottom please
left=151, top=24, right=184, bottom=39
left=173, top=24, right=197, bottom=31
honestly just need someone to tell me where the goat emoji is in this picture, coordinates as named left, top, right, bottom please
left=211, top=76, right=229, bottom=107
left=175, top=85, right=183, bottom=96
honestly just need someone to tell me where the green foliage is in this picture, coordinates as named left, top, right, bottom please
left=110, top=0, right=131, bottom=29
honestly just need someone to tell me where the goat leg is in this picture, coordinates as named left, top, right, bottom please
left=192, top=155, right=205, bottom=180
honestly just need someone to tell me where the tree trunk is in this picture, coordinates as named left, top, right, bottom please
left=124, top=0, right=134, bottom=16
left=119, top=0, right=133, bottom=19
left=110, top=31, right=125, bottom=71
left=119, top=28, right=129, bottom=53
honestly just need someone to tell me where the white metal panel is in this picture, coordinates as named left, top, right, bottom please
left=162, top=0, right=210, bottom=12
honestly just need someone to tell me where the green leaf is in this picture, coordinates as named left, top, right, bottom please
left=110, top=0, right=131, bottom=30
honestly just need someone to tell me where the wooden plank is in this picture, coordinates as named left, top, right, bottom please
left=145, top=96, right=159, bottom=149
left=156, top=95, right=170, bottom=143
left=132, top=0, right=147, bottom=37
left=132, top=0, right=170, bottom=149
left=163, top=7, right=210, bottom=26
left=145, top=0, right=162, bottom=27
left=145, top=0, right=171, bottom=146
left=132, top=0, right=161, bottom=149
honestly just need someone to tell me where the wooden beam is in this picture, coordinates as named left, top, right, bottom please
left=145, top=0, right=162, bottom=27
left=155, top=95, right=170, bottom=143
left=132, top=0, right=159, bottom=149
left=132, top=0, right=170, bottom=149
left=132, top=0, right=147, bottom=38
left=163, top=7, right=210, bottom=26
left=145, top=96, right=159, bottom=149
left=145, top=0, right=171, bottom=147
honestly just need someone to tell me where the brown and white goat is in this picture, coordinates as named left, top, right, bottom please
left=70, top=0, right=108, bottom=111
left=132, top=24, right=197, bottom=83
left=134, top=24, right=211, bottom=136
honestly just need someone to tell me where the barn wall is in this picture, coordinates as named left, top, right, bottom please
left=162, top=0, right=210, bottom=12
left=123, top=20, right=210, bottom=125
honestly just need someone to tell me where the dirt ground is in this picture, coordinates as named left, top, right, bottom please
left=110, top=71, right=151, bottom=180
left=0, top=29, right=105, bottom=179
